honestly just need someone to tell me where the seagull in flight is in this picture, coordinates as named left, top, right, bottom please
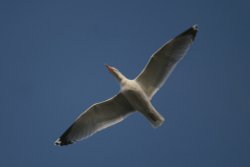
left=55, top=25, right=198, bottom=146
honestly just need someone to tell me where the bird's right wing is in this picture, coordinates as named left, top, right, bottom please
left=136, top=25, right=198, bottom=99
left=55, top=93, right=134, bottom=146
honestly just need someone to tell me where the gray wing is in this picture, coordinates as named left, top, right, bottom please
left=136, top=25, right=198, bottom=99
left=54, top=93, right=134, bottom=146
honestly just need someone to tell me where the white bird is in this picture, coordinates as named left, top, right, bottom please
left=55, top=25, right=198, bottom=146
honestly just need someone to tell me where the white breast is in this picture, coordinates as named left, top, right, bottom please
left=120, top=79, right=151, bottom=112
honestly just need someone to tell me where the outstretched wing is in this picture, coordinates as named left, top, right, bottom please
left=136, top=25, right=198, bottom=99
left=55, top=93, right=134, bottom=146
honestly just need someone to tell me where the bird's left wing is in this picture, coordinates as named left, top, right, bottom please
left=55, top=93, right=134, bottom=146
left=136, top=25, right=198, bottom=99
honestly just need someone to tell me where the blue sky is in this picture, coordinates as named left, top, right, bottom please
left=0, top=0, right=249, bottom=166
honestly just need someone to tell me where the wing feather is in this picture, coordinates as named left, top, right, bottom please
left=55, top=93, right=134, bottom=146
left=136, top=25, right=198, bottom=99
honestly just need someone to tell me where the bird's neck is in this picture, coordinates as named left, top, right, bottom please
left=113, top=70, right=127, bottom=83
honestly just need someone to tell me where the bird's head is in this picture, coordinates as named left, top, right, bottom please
left=105, top=64, right=125, bottom=82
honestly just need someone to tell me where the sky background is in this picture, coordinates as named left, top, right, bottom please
left=0, top=0, right=249, bottom=166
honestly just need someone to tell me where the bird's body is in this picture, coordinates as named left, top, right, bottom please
left=120, top=79, right=164, bottom=128
left=55, top=25, right=198, bottom=146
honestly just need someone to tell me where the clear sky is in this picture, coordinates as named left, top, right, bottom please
left=0, top=0, right=249, bottom=166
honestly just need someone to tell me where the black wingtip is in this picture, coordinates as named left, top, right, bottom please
left=178, top=24, right=198, bottom=40
left=54, top=138, right=74, bottom=146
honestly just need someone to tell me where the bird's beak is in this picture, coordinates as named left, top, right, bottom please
left=104, top=64, right=114, bottom=73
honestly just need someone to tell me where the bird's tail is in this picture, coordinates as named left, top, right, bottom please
left=142, top=108, right=165, bottom=128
